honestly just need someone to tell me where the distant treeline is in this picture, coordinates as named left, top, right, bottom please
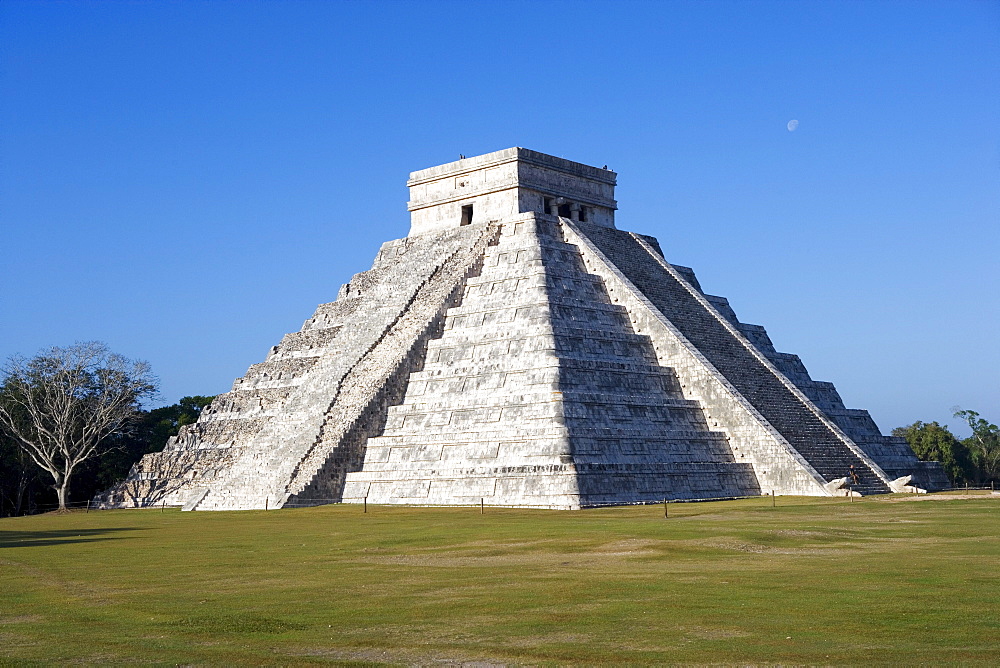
left=893, top=410, right=999, bottom=487
left=0, top=396, right=213, bottom=516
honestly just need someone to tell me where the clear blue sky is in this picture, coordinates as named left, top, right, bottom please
left=1, top=1, right=997, bottom=437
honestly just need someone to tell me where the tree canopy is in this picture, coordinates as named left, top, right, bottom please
left=0, top=393, right=215, bottom=516
left=892, top=421, right=972, bottom=484
left=0, top=342, right=158, bottom=511
left=894, top=410, right=1000, bottom=486
left=144, top=395, right=215, bottom=453
left=954, top=409, right=1000, bottom=484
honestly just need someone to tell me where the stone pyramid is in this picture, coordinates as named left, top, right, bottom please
left=97, top=148, right=947, bottom=511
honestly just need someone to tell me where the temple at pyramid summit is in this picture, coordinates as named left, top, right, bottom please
left=97, top=148, right=948, bottom=511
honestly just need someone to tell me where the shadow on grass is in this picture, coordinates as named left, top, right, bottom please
left=0, top=528, right=140, bottom=549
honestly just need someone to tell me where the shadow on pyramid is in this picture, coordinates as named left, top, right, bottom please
left=96, top=149, right=948, bottom=511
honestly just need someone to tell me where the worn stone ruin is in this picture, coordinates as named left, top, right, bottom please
left=96, top=148, right=947, bottom=510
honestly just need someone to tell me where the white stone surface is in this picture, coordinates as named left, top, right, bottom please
left=407, top=148, right=617, bottom=236
left=95, top=148, right=946, bottom=511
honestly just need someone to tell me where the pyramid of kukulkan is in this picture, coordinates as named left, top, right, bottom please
left=97, top=148, right=947, bottom=511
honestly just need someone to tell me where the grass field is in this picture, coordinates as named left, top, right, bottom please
left=1, top=494, right=999, bottom=666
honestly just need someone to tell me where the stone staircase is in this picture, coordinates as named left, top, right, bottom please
left=191, top=222, right=500, bottom=510
left=339, top=215, right=758, bottom=507
left=281, top=223, right=502, bottom=506
left=97, top=222, right=498, bottom=510
left=694, top=291, right=946, bottom=490
left=575, top=222, right=891, bottom=495
left=97, top=212, right=934, bottom=509
left=737, top=319, right=948, bottom=490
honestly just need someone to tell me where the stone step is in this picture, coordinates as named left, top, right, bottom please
left=409, top=356, right=676, bottom=382
left=442, top=294, right=628, bottom=322
left=576, top=222, right=892, bottom=494
left=238, top=356, right=320, bottom=384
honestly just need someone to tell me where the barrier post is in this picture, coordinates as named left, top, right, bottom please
left=364, top=495, right=367, bottom=513
left=772, top=491, right=775, bottom=507
left=481, top=498, right=484, bottom=515
left=664, top=498, right=668, bottom=518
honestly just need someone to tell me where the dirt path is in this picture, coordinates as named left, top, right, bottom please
left=891, top=492, right=999, bottom=502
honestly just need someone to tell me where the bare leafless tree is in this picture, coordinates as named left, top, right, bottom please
left=0, top=342, right=157, bottom=511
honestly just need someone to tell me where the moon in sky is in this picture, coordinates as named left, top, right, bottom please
left=787, top=119, right=799, bottom=132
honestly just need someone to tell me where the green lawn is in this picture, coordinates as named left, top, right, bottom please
left=1, top=494, right=998, bottom=665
